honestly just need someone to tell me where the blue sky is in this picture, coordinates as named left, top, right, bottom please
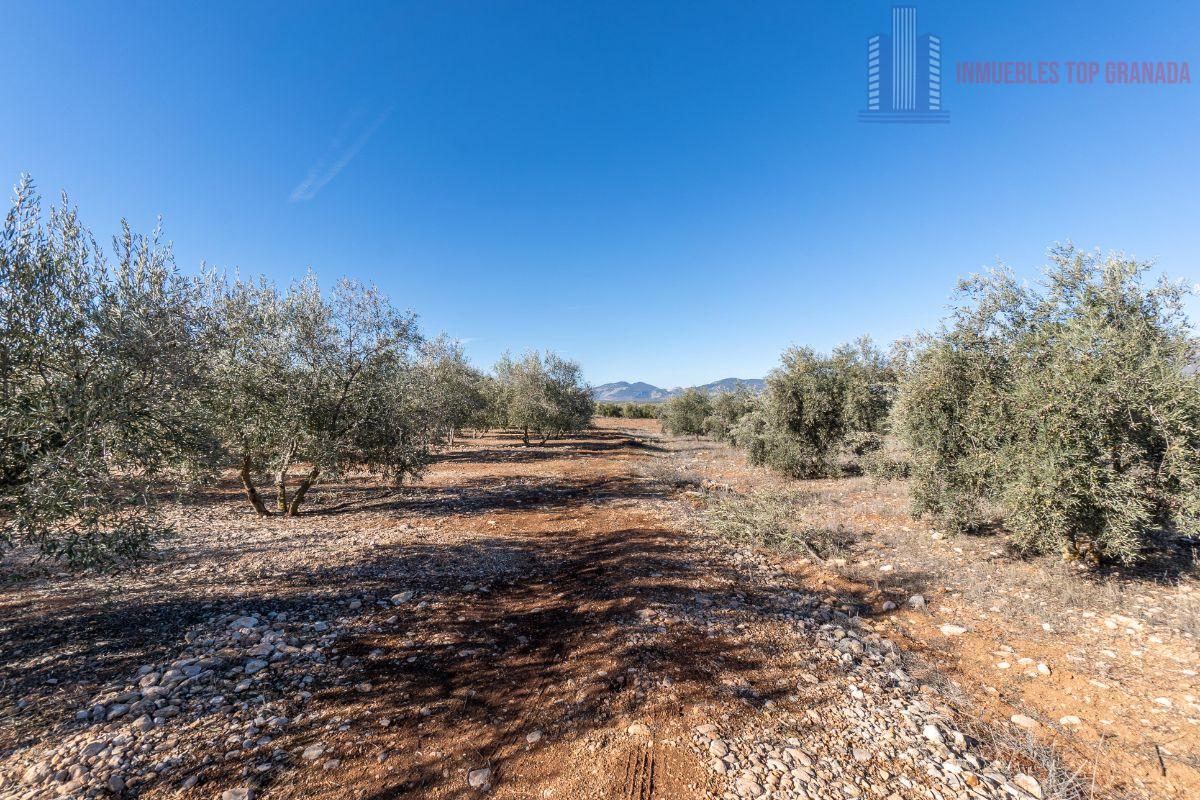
left=3, top=1, right=1198, bottom=387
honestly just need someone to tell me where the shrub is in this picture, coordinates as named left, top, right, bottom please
left=860, top=440, right=912, bottom=482
left=494, top=350, right=593, bottom=444
left=595, top=401, right=658, bottom=419
left=595, top=402, right=622, bottom=417
left=620, top=401, right=658, bottom=419
left=700, top=488, right=853, bottom=560
left=704, top=384, right=758, bottom=442
left=1, top=177, right=217, bottom=565
left=735, top=337, right=893, bottom=478
left=896, top=246, right=1200, bottom=564
left=659, top=388, right=711, bottom=438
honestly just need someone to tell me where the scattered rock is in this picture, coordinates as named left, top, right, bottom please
left=1013, top=773, right=1042, bottom=798
left=467, top=766, right=492, bottom=789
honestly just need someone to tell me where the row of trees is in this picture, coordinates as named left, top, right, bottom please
left=659, top=246, right=1200, bottom=566
left=659, top=339, right=892, bottom=480
left=0, top=178, right=593, bottom=565
left=594, top=401, right=658, bottom=419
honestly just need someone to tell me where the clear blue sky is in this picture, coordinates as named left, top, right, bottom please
left=4, top=1, right=1198, bottom=387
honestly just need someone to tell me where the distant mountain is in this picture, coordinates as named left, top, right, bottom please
left=591, top=378, right=764, bottom=402
left=696, top=377, right=766, bottom=395
left=590, top=381, right=674, bottom=402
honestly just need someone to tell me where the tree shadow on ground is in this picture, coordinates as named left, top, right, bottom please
left=0, top=518, right=860, bottom=798
left=0, top=425, right=935, bottom=799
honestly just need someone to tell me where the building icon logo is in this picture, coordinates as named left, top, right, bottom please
left=860, top=6, right=949, bottom=123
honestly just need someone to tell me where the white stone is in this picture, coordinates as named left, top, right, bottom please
left=468, top=766, right=492, bottom=789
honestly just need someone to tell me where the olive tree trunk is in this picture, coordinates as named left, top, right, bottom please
left=239, top=456, right=271, bottom=516
left=285, top=465, right=321, bottom=517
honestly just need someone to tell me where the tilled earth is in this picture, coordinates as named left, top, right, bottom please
left=3, top=423, right=1056, bottom=799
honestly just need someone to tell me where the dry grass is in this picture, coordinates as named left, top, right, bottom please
left=694, top=487, right=855, bottom=561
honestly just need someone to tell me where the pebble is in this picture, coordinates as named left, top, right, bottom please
left=468, top=766, right=492, bottom=789
left=1013, top=773, right=1042, bottom=798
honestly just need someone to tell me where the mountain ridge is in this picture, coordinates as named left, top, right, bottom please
left=591, top=377, right=765, bottom=402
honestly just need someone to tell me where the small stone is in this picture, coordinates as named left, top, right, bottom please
left=107, top=775, right=125, bottom=794
left=392, top=591, right=414, bottom=605
left=1010, top=714, right=1039, bottom=730
left=709, top=739, right=729, bottom=757
left=627, top=723, right=652, bottom=737
left=244, top=659, right=269, bottom=675
left=229, top=616, right=259, bottom=629
left=323, top=759, right=341, bottom=770
left=221, top=789, right=253, bottom=800
left=525, top=730, right=542, bottom=744
left=1012, top=773, right=1042, bottom=798
left=302, top=744, right=325, bottom=760
left=22, top=762, right=51, bottom=786
left=1154, top=697, right=1172, bottom=708
left=907, top=595, right=926, bottom=609
left=939, top=624, right=967, bottom=636
left=1036, top=663, right=1051, bottom=676
left=922, top=724, right=943, bottom=743
left=467, top=766, right=492, bottom=789
left=736, top=777, right=764, bottom=797
left=1058, top=715, right=1082, bottom=727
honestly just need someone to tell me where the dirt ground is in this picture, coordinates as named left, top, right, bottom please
left=654, top=426, right=1200, bottom=800
left=2, top=419, right=1197, bottom=799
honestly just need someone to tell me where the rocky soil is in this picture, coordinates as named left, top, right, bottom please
left=2, top=420, right=1178, bottom=799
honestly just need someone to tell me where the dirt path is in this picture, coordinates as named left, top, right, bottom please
left=1, top=422, right=1088, bottom=800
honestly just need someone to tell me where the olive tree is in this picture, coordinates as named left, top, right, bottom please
left=1, top=177, right=216, bottom=565
left=659, top=389, right=712, bottom=438
left=210, top=273, right=425, bottom=516
left=734, top=337, right=893, bottom=478
left=414, top=336, right=490, bottom=446
left=704, top=383, right=758, bottom=442
left=896, top=246, right=1200, bottom=564
left=493, top=350, right=593, bottom=444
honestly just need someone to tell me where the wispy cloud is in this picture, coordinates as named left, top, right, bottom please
left=288, top=106, right=392, bottom=202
